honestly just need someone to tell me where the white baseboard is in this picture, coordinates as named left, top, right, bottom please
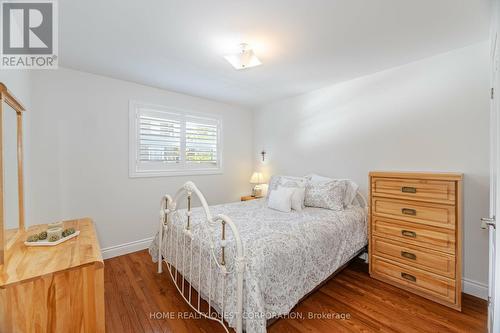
left=101, top=237, right=153, bottom=259
left=462, top=277, right=488, bottom=300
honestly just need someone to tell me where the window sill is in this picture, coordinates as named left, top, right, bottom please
left=129, top=168, right=223, bottom=178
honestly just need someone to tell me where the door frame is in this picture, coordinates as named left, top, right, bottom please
left=490, top=0, right=500, bottom=331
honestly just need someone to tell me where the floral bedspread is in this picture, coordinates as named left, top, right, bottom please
left=149, top=198, right=367, bottom=333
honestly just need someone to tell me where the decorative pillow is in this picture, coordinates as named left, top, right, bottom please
left=305, top=174, right=359, bottom=207
left=291, top=187, right=306, bottom=212
left=266, top=175, right=281, bottom=198
left=268, top=186, right=296, bottom=213
left=306, top=173, right=331, bottom=183
left=267, top=175, right=307, bottom=200
left=342, top=179, right=359, bottom=207
left=304, top=179, right=346, bottom=211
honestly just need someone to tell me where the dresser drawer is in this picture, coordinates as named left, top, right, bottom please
left=372, top=217, right=455, bottom=254
left=371, top=256, right=456, bottom=304
left=372, top=197, right=456, bottom=229
left=372, top=236, right=455, bottom=278
left=372, top=177, right=456, bottom=204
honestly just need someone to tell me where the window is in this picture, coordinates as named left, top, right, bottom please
left=129, top=101, right=222, bottom=177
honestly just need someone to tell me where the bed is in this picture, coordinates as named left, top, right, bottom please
left=149, top=181, right=368, bottom=333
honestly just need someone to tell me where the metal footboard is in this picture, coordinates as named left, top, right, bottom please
left=157, top=181, right=245, bottom=333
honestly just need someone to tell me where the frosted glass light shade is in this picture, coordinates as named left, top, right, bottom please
left=224, top=48, right=261, bottom=70
left=249, top=172, right=264, bottom=184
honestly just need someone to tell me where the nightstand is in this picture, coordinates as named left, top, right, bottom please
left=241, top=195, right=262, bottom=201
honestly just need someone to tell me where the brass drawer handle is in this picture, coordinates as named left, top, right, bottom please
left=401, top=208, right=417, bottom=216
left=401, top=272, right=416, bottom=282
left=401, top=251, right=417, bottom=260
left=402, top=186, right=417, bottom=194
left=401, top=230, right=416, bottom=238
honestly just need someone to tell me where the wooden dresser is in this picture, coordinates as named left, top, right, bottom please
left=0, top=218, right=105, bottom=332
left=369, top=171, right=463, bottom=310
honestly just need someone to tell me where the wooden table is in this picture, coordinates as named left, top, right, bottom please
left=240, top=195, right=263, bottom=201
left=0, top=218, right=105, bottom=332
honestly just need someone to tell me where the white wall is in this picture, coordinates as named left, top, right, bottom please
left=0, top=71, right=32, bottom=107
left=253, top=42, right=491, bottom=295
left=28, top=68, right=253, bottom=255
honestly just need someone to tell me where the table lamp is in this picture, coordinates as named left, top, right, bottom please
left=249, top=172, right=264, bottom=197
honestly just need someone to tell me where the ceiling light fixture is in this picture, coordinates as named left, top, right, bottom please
left=224, top=43, right=262, bottom=70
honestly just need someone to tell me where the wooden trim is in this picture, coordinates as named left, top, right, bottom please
left=456, top=179, right=463, bottom=310
left=368, top=173, right=373, bottom=275
left=16, top=112, right=24, bottom=231
left=369, top=171, right=463, bottom=181
left=0, top=83, right=25, bottom=113
left=0, top=97, right=3, bottom=266
left=0, top=84, right=27, bottom=267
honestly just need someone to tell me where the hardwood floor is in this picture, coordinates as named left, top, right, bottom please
left=104, top=250, right=487, bottom=333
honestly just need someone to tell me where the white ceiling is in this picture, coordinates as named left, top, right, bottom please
left=60, top=0, right=490, bottom=108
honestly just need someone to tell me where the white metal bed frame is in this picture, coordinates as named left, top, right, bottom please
left=157, top=181, right=368, bottom=333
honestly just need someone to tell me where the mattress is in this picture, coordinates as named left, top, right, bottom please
left=149, top=198, right=367, bottom=333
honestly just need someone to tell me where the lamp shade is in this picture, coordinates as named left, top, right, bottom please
left=224, top=43, right=262, bottom=70
left=249, top=172, right=264, bottom=184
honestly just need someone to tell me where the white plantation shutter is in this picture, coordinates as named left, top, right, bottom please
left=139, top=113, right=181, bottom=163
left=129, top=102, right=222, bottom=177
left=186, top=119, right=218, bottom=165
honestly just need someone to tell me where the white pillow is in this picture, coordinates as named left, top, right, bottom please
left=266, top=175, right=307, bottom=200
left=268, top=186, right=296, bottom=213
left=305, top=174, right=359, bottom=207
left=307, top=174, right=332, bottom=183
left=291, top=187, right=305, bottom=211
